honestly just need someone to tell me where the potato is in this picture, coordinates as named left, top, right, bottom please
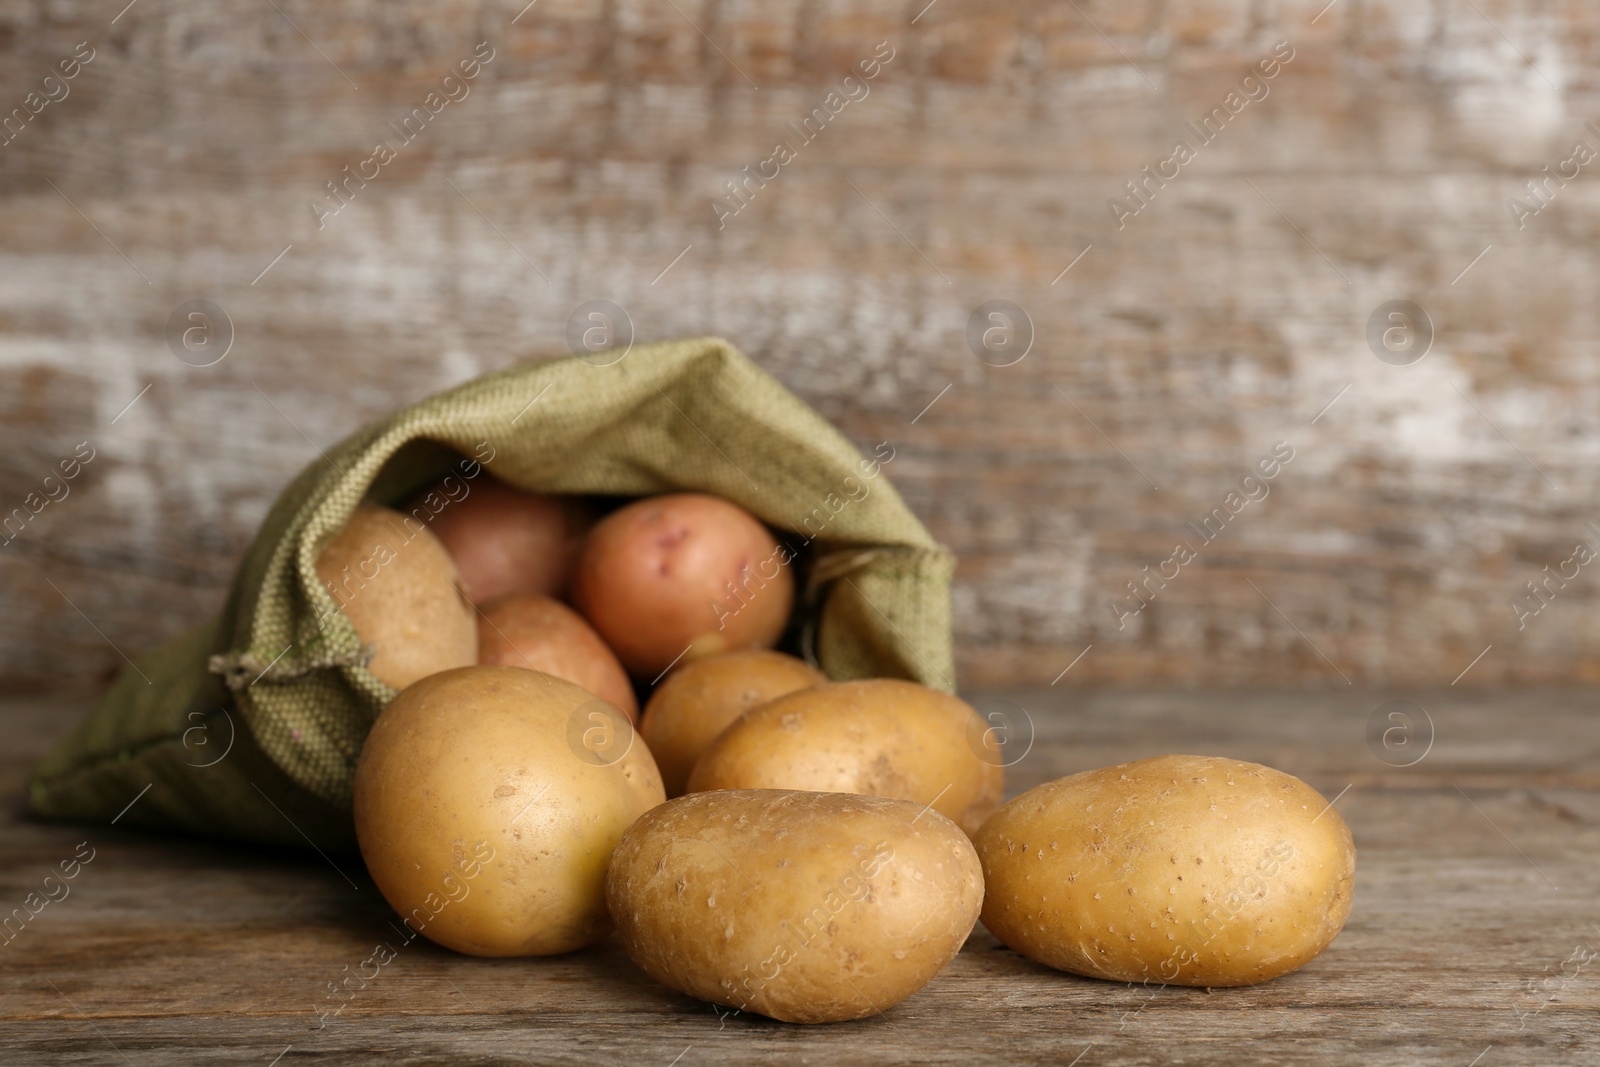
left=314, top=504, right=477, bottom=690
left=411, top=473, right=591, bottom=605
left=478, top=594, right=638, bottom=721
left=641, top=650, right=825, bottom=796
left=687, top=679, right=1003, bottom=836
left=974, top=754, right=1356, bottom=987
left=606, top=789, right=983, bottom=1023
left=571, top=493, right=794, bottom=677
left=353, top=666, right=664, bottom=956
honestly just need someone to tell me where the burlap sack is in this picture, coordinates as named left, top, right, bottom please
left=29, top=337, right=954, bottom=850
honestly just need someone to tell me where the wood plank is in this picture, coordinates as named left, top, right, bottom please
left=4, top=0, right=1600, bottom=688
left=2, top=688, right=1596, bottom=1064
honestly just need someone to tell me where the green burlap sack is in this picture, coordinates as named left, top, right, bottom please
left=30, top=337, right=954, bottom=850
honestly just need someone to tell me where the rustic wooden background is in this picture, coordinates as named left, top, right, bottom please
left=3, top=0, right=1599, bottom=691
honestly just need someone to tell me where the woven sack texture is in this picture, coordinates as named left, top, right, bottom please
left=29, top=337, right=955, bottom=847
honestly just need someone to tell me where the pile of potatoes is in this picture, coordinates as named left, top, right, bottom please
left=331, top=471, right=1356, bottom=1025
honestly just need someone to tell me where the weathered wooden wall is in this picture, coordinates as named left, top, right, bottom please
left=3, top=0, right=1599, bottom=690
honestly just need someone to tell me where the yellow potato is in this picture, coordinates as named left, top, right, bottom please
left=313, top=503, right=476, bottom=690
left=686, top=679, right=1003, bottom=836
left=975, top=754, right=1356, bottom=987
left=353, top=666, right=664, bottom=956
left=605, top=789, right=983, bottom=1023
left=641, top=650, right=826, bottom=797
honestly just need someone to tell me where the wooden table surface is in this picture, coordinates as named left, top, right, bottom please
left=4, top=687, right=1598, bottom=1065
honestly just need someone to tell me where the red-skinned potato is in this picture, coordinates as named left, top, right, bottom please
left=478, top=594, right=638, bottom=721
left=410, top=473, right=592, bottom=605
left=572, top=493, right=794, bottom=678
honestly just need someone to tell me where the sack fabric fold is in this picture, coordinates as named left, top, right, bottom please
left=30, top=337, right=955, bottom=847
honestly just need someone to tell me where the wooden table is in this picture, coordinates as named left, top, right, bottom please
left=4, top=687, right=1597, bottom=1065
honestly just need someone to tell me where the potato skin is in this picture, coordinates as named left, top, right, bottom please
left=686, top=680, right=1003, bottom=836
left=571, top=493, right=794, bottom=677
left=477, top=594, right=638, bottom=721
left=641, top=650, right=825, bottom=796
left=353, top=666, right=664, bottom=957
left=415, top=475, right=592, bottom=605
left=975, top=754, right=1356, bottom=987
left=314, top=504, right=477, bottom=690
left=605, top=789, right=983, bottom=1023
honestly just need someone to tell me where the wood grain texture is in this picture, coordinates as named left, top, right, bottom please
left=3, top=687, right=1599, bottom=1064
left=3, top=0, right=1600, bottom=688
